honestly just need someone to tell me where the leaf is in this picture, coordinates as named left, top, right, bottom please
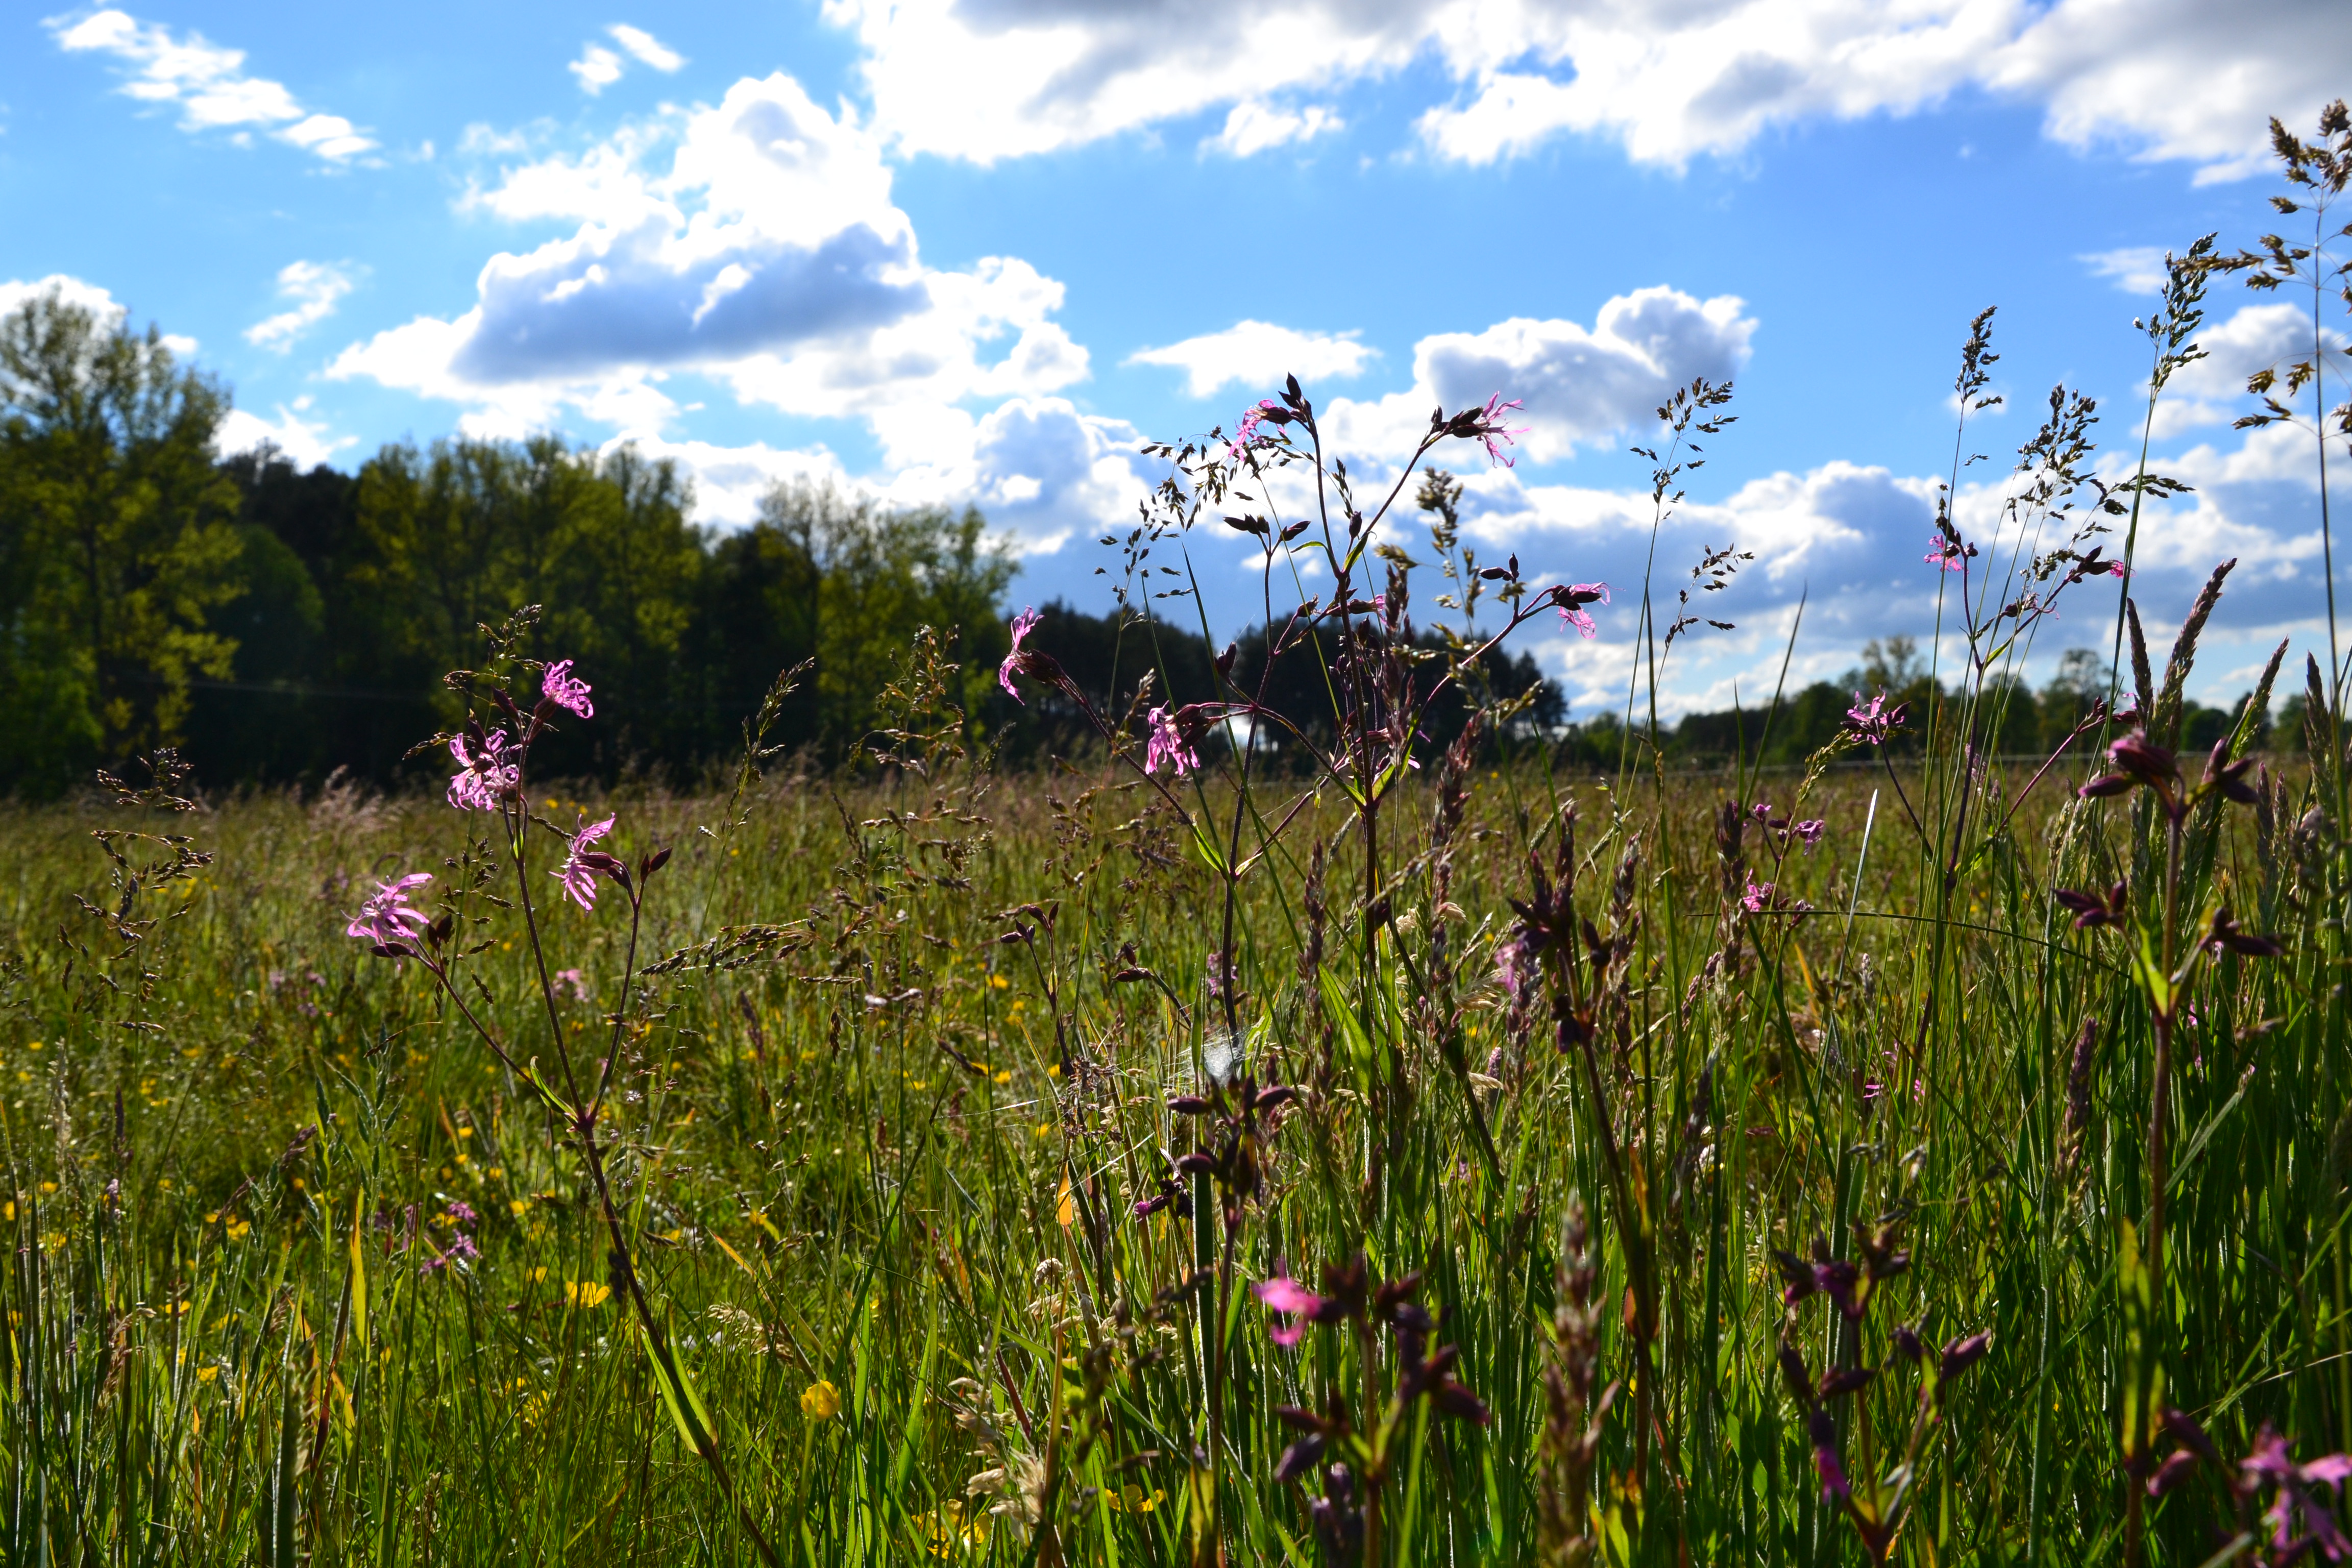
left=348, top=1188, right=369, bottom=1354
left=642, top=1325, right=719, bottom=1455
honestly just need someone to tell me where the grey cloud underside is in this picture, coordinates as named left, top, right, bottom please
left=452, top=225, right=926, bottom=383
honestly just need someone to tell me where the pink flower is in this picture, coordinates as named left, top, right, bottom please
left=1741, top=876, right=1773, bottom=914
left=348, top=873, right=433, bottom=946
left=1230, top=399, right=1280, bottom=460
left=1793, top=819, right=1825, bottom=850
left=553, top=815, right=620, bottom=913
left=447, top=730, right=518, bottom=811
left=1845, top=691, right=1906, bottom=746
left=1256, top=1273, right=1330, bottom=1348
left=1925, top=532, right=1975, bottom=572
left=553, top=967, right=590, bottom=1001
left=1468, top=392, right=1528, bottom=467
left=1494, top=936, right=1530, bottom=1002
left=446, top=1200, right=478, bottom=1225
left=2106, top=559, right=2127, bottom=578
left=1144, top=705, right=1199, bottom=776
left=998, top=607, right=1042, bottom=703
left=543, top=658, right=593, bottom=718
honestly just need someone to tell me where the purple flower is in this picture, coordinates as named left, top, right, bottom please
left=553, top=967, right=590, bottom=1001
left=543, top=658, right=593, bottom=718
left=1845, top=690, right=1907, bottom=746
left=1741, top=876, right=1773, bottom=914
left=2107, top=559, right=2127, bottom=578
left=1257, top=1273, right=1331, bottom=1348
left=1494, top=935, right=1530, bottom=1002
left=1556, top=582, right=1608, bottom=638
left=1467, top=393, right=1529, bottom=467
left=1231, top=398, right=1280, bottom=460
left=445, top=1231, right=479, bottom=1262
left=347, top=873, right=433, bottom=946
left=998, top=607, right=1042, bottom=703
left=446, top=1200, right=478, bottom=1224
left=1144, top=704, right=1200, bottom=776
left=447, top=730, right=518, bottom=811
left=1925, top=532, right=1974, bottom=572
left=1793, top=819, right=1825, bottom=850
left=1810, top=1410, right=1850, bottom=1502
left=554, top=815, right=620, bottom=913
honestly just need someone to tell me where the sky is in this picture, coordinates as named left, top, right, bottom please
left=3, top=0, right=2348, bottom=720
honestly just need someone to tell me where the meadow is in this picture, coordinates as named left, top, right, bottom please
left=1, top=105, right=2348, bottom=1568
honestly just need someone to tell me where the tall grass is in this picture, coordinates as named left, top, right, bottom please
left=1, top=103, right=2349, bottom=1568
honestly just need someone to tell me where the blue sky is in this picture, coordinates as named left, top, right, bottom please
left=4, top=1, right=2347, bottom=719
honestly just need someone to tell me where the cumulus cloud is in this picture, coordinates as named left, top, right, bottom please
left=244, top=260, right=356, bottom=351
left=216, top=396, right=357, bottom=470
left=572, top=25, right=687, bottom=94
left=48, top=9, right=377, bottom=162
left=1205, top=102, right=1342, bottom=157
left=0, top=272, right=126, bottom=322
left=1128, top=321, right=1374, bottom=399
left=820, top=0, right=2343, bottom=179
left=333, top=75, right=1086, bottom=443
left=2079, top=246, right=2171, bottom=295
left=1318, top=287, right=1754, bottom=464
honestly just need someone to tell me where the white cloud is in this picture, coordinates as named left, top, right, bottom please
left=0, top=272, right=125, bottom=322
left=244, top=260, right=356, bottom=351
left=1128, top=321, right=1374, bottom=399
left=2079, top=246, right=2170, bottom=295
left=570, top=44, right=625, bottom=94
left=572, top=26, right=686, bottom=94
left=49, top=9, right=378, bottom=162
left=1319, top=286, right=1755, bottom=464
left=1205, top=102, right=1342, bottom=158
left=216, top=397, right=356, bottom=469
left=609, top=26, right=685, bottom=72
left=821, top=0, right=2345, bottom=180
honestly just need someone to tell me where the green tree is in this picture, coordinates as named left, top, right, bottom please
left=0, top=289, right=243, bottom=792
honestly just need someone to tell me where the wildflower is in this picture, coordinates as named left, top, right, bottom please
left=1466, top=393, right=1529, bottom=467
left=447, top=729, right=518, bottom=811
left=1557, top=582, right=1608, bottom=638
left=553, top=815, right=622, bottom=913
left=1845, top=690, right=1907, bottom=746
left=1494, top=934, right=1531, bottom=1002
left=2241, top=1423, right=2352, bottom=1552
left=1257, top=1272, right=1335, bottom=1348
left=1809, top=1409, right=1849, bottom=1502
left=2052, top=880, right=2129, bottom=930
left=1144, top=705, right=1199, bottom=776
left=800, top=1379, right=843, bottom=1420
left=347, top=873, right=433, bottom=947
left=1925, top=531, right=1975, bottom=571
left=542, top=658, right=594, bottom=718
left=553, top=967, right=590, bottom=1001
left=446, top=1200, right=477, bottom=1225
left=1793, top=819, right=1825, bottom=850
left=996, top=606, right=1071, bottom=704
left=1938, top=1330, right=1991, bottom=1381
left=1231, top=398, right=1281, bottom=459
left=444, top=1231, right=479, bottom=1263
left=1741, top=875, right=1773, bottom=914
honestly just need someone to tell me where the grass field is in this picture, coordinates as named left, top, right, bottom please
left=0, top=557, right=2345, bottom=1567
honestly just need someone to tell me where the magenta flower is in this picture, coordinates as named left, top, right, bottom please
left=1925, top=532, right=1975, bottom=572
left=1467, top=392, right=1529, bottom=467
left=554, top=815, right=621, bottom=912
left=2107, top=558, right=2127, bottom=578
left=1257, top=1273, right=1330, bottom=1348
left=1810, top=1411, right=1850, bottom=1502
left=446, top=1200, right=478, bottom=1226
left=1558, top=582, right=1609, bottom=638
left=1742, top=875, right=1773, bottom=914
left=1559, top=603, right=1597, bottom=638
left=1494, top=935, right=1530, bottom=1002
left=447, top=730, right=518, bottom=811
left=347, top=873, right=433, bottom=946
left=553, top=967, right=590, bottom=1001
left=1230, top=398, right=1280, bottom=460
left=543, top=658, right=594, bottom=718
left=998, top=607, right=1042, bottom=702
left=1845, top=691, right=1906, bottom=746
left=1793, top=819, right=1825, bottom=850
left=1144, top=705, right=1199, bottom=776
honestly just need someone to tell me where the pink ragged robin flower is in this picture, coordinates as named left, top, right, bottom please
left=1741, top=875, right=1773, bottom=914
left=1256, top=1273, right=1332, bottom=1349
left=543, top=658, right=593, bottom=718
left=1557, top=582, right=1608, bottom=638
left=447, top=730, right=518, bottom=811
left=998, top=607, right=1042, bottom=703
left=348, top=873, right=433, bottom=947
left=1144, top=705, right=1199, bottom=776
left=554, top=815, right=621, bottom=913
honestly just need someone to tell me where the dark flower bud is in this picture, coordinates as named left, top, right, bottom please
left=1253, top=1085, right=1297, bottom=1112
left=1431, top=1381, right=1491, bottom=1425
left=1216, top=643, right=1238, bottom=679
left=1132, top=1194, right=1172, bottom=1218
left=1275, top=1432, right=1326, bottom=1483
left=2109, top=730, right=2178, bottom=786
left=1892, top=1323, right=1925, bottom=1364
left=1273, top=1405, right=1325, bottom=1433
left=2146, top=1449, right=2200, bottom=1497
left=2077, top=773, right=2135, bottom=799
left=1168, top=1096, right=1213, bottom=1116
left=1817, top=1365, right=1876, bottom=1399
left=2206, top=906, right=2285, bottom=958
left=1939, top=1330, right=1991, bottom=1381
left=1778, top=1344, right=1815, bottom=1405
left=1174, top=1152, right=1217, bottom=1177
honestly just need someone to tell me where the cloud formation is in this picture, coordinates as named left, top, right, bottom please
left=1129, top=321, right=1374, bottom=399
left=245, top=260, right=356, bottom=351
left=571, top=24, right=686, bottom=94
left=821, top=0, right=2345, bottom=178
left=1319, top=287, right=1755, bottom=463
left=48, top=9, right=377, bottom=162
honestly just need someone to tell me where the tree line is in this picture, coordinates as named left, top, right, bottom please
left=0, top=287, right=2264, bottom=796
